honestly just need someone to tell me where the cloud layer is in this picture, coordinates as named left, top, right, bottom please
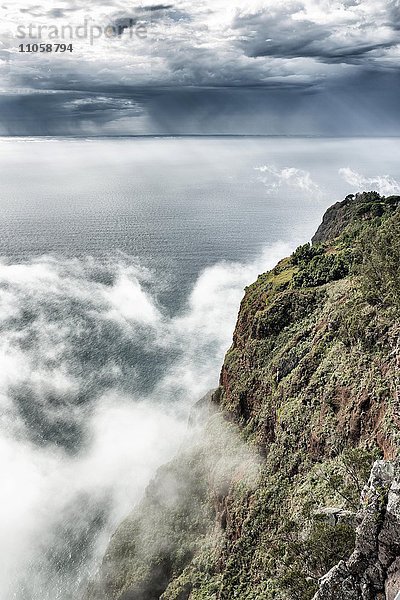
left=339, top=167, right=400, bottom=195
left=0, top=242, right=291, bottom=598
left=1, top=0, right=399, bottom=134
left=256, top=164, right=323, bottom=196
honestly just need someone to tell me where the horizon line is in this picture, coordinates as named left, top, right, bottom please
left=2, top=134, right=400, bottom=140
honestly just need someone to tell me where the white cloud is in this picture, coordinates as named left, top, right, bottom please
left=255, top=164, right=323, bottom=196
left=104, top=272, right=161, bottom=325
left=0, top=241, right=295, bottom=598
left=0, top=397, right=188, bottom=600
left=339, top=167, right=400, bottom=195
left=2, top=0, right=399, bottom=94
left=157, top=241, right=292, bottom=401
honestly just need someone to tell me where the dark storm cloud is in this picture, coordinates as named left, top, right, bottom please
left=2, top=69, right=400, bottom=136
left=233, top=7, right=400, bottom=64
left=141, top=72, right=400, bottom=136
left=143, top=5, right=174, bottom=12
left=3, top=0, right=400, bottom=135
left=0, top=92, right=145, bottom=135
left=143, top=3, right=189, bottom=21
left=11, top=64, right=320, bottom=98
left=109, top=3, right=188, bottom=35
left=388, top=1, right=400, bottom=30
left=111, top=16, right=139, bottom=36
left=19, top=4, right=80, bottom=17
left=47, top=8, right=66, bottom=18
left=19, top=5, right=46, bottom=17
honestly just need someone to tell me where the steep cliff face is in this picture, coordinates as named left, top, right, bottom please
left=88, top=192, right=400, bottom=600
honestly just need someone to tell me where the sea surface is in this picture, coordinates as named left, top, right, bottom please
left=0, top=136, right=399, bottom=599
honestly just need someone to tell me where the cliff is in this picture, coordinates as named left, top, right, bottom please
left=87, top=192, right=400, bottom=600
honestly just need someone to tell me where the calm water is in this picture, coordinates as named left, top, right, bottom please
left=0, top=136, right=399, bottom=600
left=0, top=137, right=327, bottom=308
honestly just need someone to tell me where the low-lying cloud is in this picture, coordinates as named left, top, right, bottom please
left=255, top=164, right=323, bottom=197
left=0, top=241, right=292, bottom=599
left=339, top=167, right=400, bottom=196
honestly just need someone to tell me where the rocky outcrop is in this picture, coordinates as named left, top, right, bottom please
left=314, top=460, right=400, bottom=600
left=311, top=191, right=399, bottom=244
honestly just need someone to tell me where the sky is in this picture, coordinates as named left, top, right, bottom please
left=0, top=0, right=399, bottom=135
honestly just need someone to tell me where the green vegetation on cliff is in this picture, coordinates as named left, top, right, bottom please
left=88, top=192, right=400, bottom=600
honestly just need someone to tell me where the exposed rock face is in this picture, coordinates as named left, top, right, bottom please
left=311, top=192, right=399, bottom=245
left=88, top=194, right=400, bottom=600
left=314, top=460, right=400, bottom=600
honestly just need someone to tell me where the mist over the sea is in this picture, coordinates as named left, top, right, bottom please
left=1, top=137, right=400, bottom=599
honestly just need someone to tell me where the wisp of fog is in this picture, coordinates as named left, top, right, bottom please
left=0, top=243, right=290, bottom=600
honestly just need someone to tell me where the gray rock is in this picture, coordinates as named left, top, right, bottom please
left=314, top=507, right=355, bottom=527
left=313, top=460, right=400, bottom=600
left=386, top=558, right=400, bottom=600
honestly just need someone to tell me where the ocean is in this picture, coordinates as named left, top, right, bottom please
left=0, top=136, right=399, bottom=599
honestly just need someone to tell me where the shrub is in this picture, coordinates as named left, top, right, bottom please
left=292, top=251, right=352, bottom=288
left=291, top=243, right=325, bottom=267
left=359, top=211, right=400, bottom=311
